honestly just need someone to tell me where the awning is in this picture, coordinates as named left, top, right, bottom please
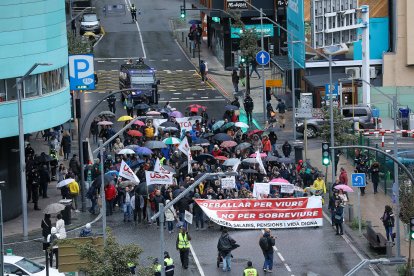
left=270, top=56, right=300, bottom=72
left=303, top=73, right=352, bottom=88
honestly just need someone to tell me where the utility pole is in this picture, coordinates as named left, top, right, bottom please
left=260, top=8, right=266, bottom=124
left=290, top=33, right=296, bottom=141
left=99, top=140, right=107, bottom=242
left=393, top=95, right=401, bottom=258
left=329, top=54, right=336, bottom=185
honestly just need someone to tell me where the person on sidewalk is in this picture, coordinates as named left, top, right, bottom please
left=333, top=200, right=344, bottom=235
left=38, top=165, right=50, bottom=198
left=47, top=227, right=60, bottom=269
left=217, top=228, right=238, bottom=272
left=68, top=180, right=80, bottom=211
left=370, top=162, right=380, bottom=194
left=41, top=214, right=52, bottom=240
left=239, top=64, right=246, bottom=87
left=244, top=95, right=254, bottom=124
left=199, top=60, right=206, bottom=83
left=282, top=141, right=292, bottom=157
left=243, top=261, right=258, bottom=276
left=79, top=223, right=94, bottom=237
left=55, top=213, right=67, bottom=239
left=60, top=131, right=71, bottom=161
left=250, top=60, right=261, bottom=79
left=69, top=154, right=81, bottom=180
left=231, top=69, right=239, bottom=93
left=275, top=99, right=286, bottom=128
left=380, top=205, right=395, bottom=244
left=176, top=225, right=191, bottom=269
left=259, top=228, right=275, bottom=273
left=164, top=199, right=177, bottom=233
left=339, top=167, right=348, bottom=185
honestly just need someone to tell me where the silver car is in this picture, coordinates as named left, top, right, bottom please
left=80, top=13, right=101, bottom=35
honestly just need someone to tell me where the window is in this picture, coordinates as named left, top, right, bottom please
left=0, top=79, right=5, bottom=102
left=24, top=74, right=40, bottom=98
left=4, top=263, right=23, bottom=274
left=353, top=108, right=367, bottom=117
left=16, top=258, right=44, bottom=273
left=41, top=71, right=53, bottom=94
left=5, top=78, right=17, bottom=101
left=51, top=68, right=63, bottom=91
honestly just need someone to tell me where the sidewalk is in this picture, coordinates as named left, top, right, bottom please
left=4, top=124, right=98, bottom=244
left=171, top=18, right=406, bottom=275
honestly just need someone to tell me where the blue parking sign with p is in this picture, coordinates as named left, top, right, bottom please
left=69, top=54, right=95, bottom=90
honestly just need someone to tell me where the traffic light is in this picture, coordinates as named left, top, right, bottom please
left=180, top=6, right=186, bottom=18
left=322, top=142, right=330, bottom=166
left=240, top=56, right=246, bottom=63
left=410, top=217, right=414, bottom=240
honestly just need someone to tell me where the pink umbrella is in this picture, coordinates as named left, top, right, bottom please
left=97, top=120, right=113, bottom=126
left=169, top=111, right=184, bottom=118
left=133, top=120, right=145, bottom=126
left=270, top=177, right=289, bottom=184
left=334, top=184, right=354, bottom=193
left=146, top=111, right=161, bottom=115
left=221, top=140, right=237, bottom=148
left=250, top=152, right=267, bottom=158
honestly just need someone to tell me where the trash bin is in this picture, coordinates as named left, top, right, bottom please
left=399, top=108, right=410, bottom=133
left=294, top=145, right=303, bottom=164
left=59, top=199, right=72, bottom=225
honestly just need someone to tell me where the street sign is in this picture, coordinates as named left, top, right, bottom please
left=226, top=0, right=248, bottom=10
left=300, top=93, right=313, bottom=109
left=256, top=50, right=270, bottom=65
left=311, top=0, right=361, bottom=48
left=68, top=54, right=95, bottom=90
left=352, top=173, right=366, bottom=187
left=266, top=79, right=283, bottom=87
left=295, top=108, right=313, bottom=118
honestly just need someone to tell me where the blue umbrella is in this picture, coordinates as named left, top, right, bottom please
left=135, top=146, right=153, bottom=156
left=212, top=120, right=225, bottom=131
left=188, top=19, right=202, bottom=25
left=105, top=170, right=119, bottom=177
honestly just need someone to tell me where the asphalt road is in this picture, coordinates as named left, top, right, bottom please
left=6, top=0, right=379, bottom=274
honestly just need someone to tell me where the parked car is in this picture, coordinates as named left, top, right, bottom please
left=4, top=255, right=64, bottom=276
left=296, top=105, right=377, bottom=138
left=80, top=12, right=101, bottom=35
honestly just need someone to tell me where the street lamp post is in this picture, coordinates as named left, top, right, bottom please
left=15, top=63, right=51, bottom=238
left=260, top=8, right=266, bottom=124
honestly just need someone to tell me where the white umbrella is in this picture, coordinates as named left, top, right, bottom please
left=223, top=158, right=241, bottom=166
left=98, top=120, right=113, bottom=126
left=43, top=203, right=65, bottom=214
left=56, top=178, right=75, bottom=188
left=118, top=148, right=136, bottom=155
left=235, top=122, right=249, bottom=128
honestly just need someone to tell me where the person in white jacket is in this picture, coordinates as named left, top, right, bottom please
left=165, top=199, right=177, bottom=234
left=47, top=227, right=61, bottom=269
left=55, top=213, right=67, bottom=239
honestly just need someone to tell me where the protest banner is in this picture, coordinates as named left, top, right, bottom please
left=252, top=183, right=270, bottom=198
left=176, top=117, right=197, bottom=132
left=194, top=197, right=323, bottom=229
left=145, top=171, right=174, bottom=186
left=184, top=210, right=193, bottom=224
left=221, top=176, right=236, bottom=189
left=119, top=160, right=140, bottom=183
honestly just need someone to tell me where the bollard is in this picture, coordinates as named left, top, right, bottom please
left=193, top=47, right=195, bottom=58
left=386, top=241, right=393, bottom=258
left=185, top=37, right=188, bottom=48
left=182, top=32, right=184, bottom=42
left=347, top=204, right=354, bottom=222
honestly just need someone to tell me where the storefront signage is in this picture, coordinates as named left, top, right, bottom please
left=226, top=0, right=248, bottom=10
left=231, top=24, right=274, bottom=38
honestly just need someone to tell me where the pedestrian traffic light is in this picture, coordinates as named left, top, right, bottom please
left=322, top=142, right=330, bottom=166
left=410, top=217, right=414, bottom=240
left=180, top=6, right=186, bottom=18
left=241, top=56, right=246, bottom=63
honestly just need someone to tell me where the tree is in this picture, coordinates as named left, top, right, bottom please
left=319, top=106, right=357, bottom=145
left=67, top=32, right=93, bottom=55
left=76, top=230, right=152, bottom=276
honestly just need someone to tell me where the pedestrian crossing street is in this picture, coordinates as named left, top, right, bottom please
left=88, top=69, right=216, bottom=94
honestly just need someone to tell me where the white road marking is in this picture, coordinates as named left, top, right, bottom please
left=161, top=59, right=169, bottom=61
left=176, top=70, right=183, bottom=72
left=322, top=211, right=379, bottom=276
left=93, top=33, right=105, bottom=48
left=169, top=89, right=177, bottom=91
left=215, top=96, right=223, bottom=98
left=110, top=60, right=118, bottom=62
left=186, top=97, right=194, bottom=99
left=189, top=243, right=205, bottom=276
left=97, top=60, right=105, bottom=63
left=200, top=97, right=208, bottom=99
left=163, top=70, right=172, bottom=73
left=171, top=97, right=179, bottom=100
left=284, top=264, right=292, bottom=272
left=159, top=99, right=225, bottom=103
left=173, top=92, right=181, bottom=95
left=175, top=58, right=182, bottom=61
left=124, top=0, right=146, bottom=58
left=111, top=70, right=118, bottom=72
left=197, top=89, right=205, bottom=91
left=95, top=57, right=141, bottom=60
left=277, top=252, right=285, bottom=262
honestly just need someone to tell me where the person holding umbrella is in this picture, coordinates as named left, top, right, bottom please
left=41, top=213, right=52, bottom=240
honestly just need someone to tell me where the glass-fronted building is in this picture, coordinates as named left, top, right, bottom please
left=0, top=0, right=71, bottom=220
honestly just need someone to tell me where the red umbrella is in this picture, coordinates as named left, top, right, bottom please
left=190, top=107, right=199, bottom=113
left=127, top=130, right=143, bottom=137
left=133, top=120, right=145, bottom=126
left=220, top=140, right=237, bottom=148
left=187, top=104, right=207, bottom=111
left=250, top=152, right=267, bottom=158
left=248, top=129, right=264, bottom=137
left=215, top=156, right=228, bottom=161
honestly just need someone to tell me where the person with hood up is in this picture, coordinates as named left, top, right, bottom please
left=79, top=223, right=93, bottom=237
left=380, top=205, right=395, bottom=243
left=41, top=214, right=52, bottom=240
left=112, top=137, right=124, bottom=154
left=164, top=199, right=177, bottom=234
left=217, top=228, right=239, bottom=272
left=339, top=167, right=348, bottom=185
left=259, top=228, right=275, bottom=272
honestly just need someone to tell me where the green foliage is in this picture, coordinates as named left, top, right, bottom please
left=396, top=264, right=408, bottom=276
left=349, top=217, right=367, bottom=230
left=67, top=32, right=92, bottom=55
left=320, top=106, right=357, bottom=145
left=231, top=12, right=259, bottom=61
left=76, top=229, right=152, bottom=276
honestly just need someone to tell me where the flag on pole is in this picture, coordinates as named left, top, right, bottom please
left=256, top=150, right=267, bottom=175
left=232, top=159, right=241, bottom=172
left=178, top=136, right=190, bottom=157
left=188, top=152, right=193, bottom=174
left=154, top=158, right=161, bottom=172
left=119, top=160, right=140, bottom=183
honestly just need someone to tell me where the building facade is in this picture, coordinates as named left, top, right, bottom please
left=0, top=0, right=70, bottom=220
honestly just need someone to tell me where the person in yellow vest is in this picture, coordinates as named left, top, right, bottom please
left=153, top=258, right=161, bottom=276
left=176, top=225, right=191, bottom=269
left=68, top=180, right=80, bottom=211
left=243, top=261, right=258, bottom=276
left=127, top=260, right=136, bottom=275
left=164, top=251, right=175, bottom=276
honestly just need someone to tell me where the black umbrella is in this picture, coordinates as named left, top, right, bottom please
left=265, top=155, right=279, bottom=162
left=213, top=133, right=232, bottom=142
left=160, top=121, right=177, bottom=128
left=241, top=168, right=258, bottom=174
left=235, top=142, right=251, bottom=151
left=35, top=153, right=52, bottom=163
left=201, top=133, right=214, bottom=138
left=225, top=105, right=239, bottom=111
left=194, top=154, right=216, bottom=164
left=179, top=160, right=198, bottom=171
left=193, top=138, right=210, bottom=146
left=188, top=19, right=202, bottom=24
left=135, top=182, right=156, bottom=196
left=277, top=157, right=295, bottom=164
left=92, top=175, right=113, bottom=187
left=135, top=103, right=150, bottom=110
left=194, top=173, right=219, bottom=181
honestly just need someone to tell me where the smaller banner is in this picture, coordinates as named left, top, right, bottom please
left=145, top=171, right=174, bottom=186
left=252, top=183, right=270, bottom=198
left=185, top=210, right=193, bottom=224
left=221, top=176, right=236, bottom=189
left=176, top=117, right=197, bottom=132
left=119, top=160, right=140, bottom=183
left=195, top=197, right=323, bottom=229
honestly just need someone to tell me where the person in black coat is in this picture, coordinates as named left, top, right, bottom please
left=41, top=214, right=52, bottom=240
left=243, top=95, right=254, bottom=123
left=282, top=141, right=292, bottom=157
left=38, top=165, right=50, bottom=198
left=333, top=200, right=344, bottom=235
left=370, top=162, right=380, bottom=194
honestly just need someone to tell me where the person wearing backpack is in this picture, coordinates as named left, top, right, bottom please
left=47, top=227, right=61, bottom=269
left=259, top=228, right=275, bottom=273
left=217, top=228, right=239, bottom=272
left=275, top=99, right=286, bottom=128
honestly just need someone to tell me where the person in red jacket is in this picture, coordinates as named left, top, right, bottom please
left=105, top=183, right=117, bottom=216
left=212, top=145, right=222, bottom=157
left=262, top=135, right=271, bottom=154
left=296, top=160, right=304, bottom=173
left=339, top=167, right=348, bottom=185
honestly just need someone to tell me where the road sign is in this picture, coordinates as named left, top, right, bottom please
left=352, top=173, right=366, bottom=187
left=69, top=54, right=95, bottom=90
left=266, top=79, right=283, bottom=87
left=256, top=51, right=270, bottom=65
left=295, top=108, right=313, bottom=118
